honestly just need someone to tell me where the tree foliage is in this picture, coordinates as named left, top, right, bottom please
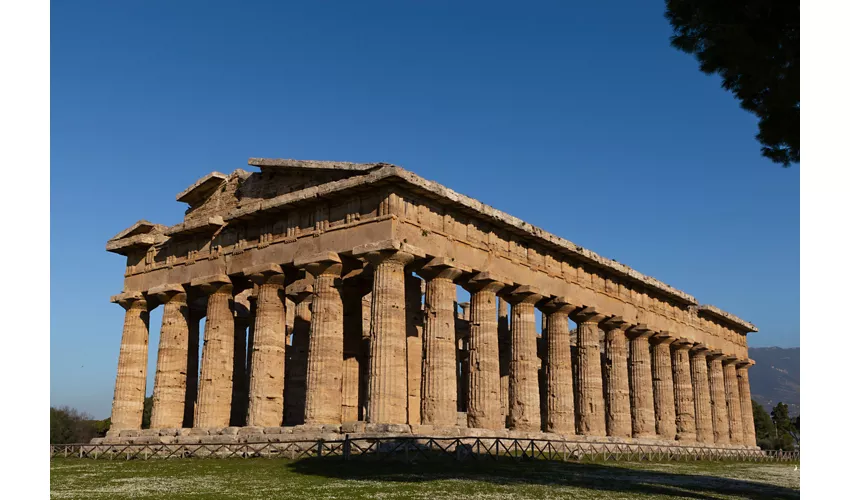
left=751, top=400, right=775, bottom=448
left=665, top=1, right=799, bottom=166
left=50, top=406, right=110, bottom=444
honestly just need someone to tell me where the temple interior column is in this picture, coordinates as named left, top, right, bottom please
left=497, top=297, right=510, bottom=426
left=183, top=305, right=202, bottom=428
left=571, top=307, right=606, bottom=436
left=418, top=259, right=462, bottom=426
left=193, top=276, right=235, bottom=428
left=736, top=360, right=757, bottom=447
left=284, top=284, right=312, bottom=426
left=405, top=275, right=424, bottom=426
left=723, top=357, right=745, bottom=445
left=149, top=285, right=190, bottom=430
left=540, top=298, right=576, bottom=435
left=298, top=252, right=345, bottom=425
left=342, top=270, right=370, bottom=423
left=649, top=332, right=676, bottom=440
left=230, top=294, right=251, bottom=427
left=601, top=317, right=631, bottom=438
left=707, top=352, right=730, bottom=445
left=690, top=344, right=714, bottom=444
left=626, top=325, right=656, bottom=439
left=671, top=339, right=696, bottom=443
left=506, top=286, right=543, bottom=432
left=245, top=264, right=286, bottom=428
left=109, top=293, right=150, bottom=431
left=464, top=273, right=505, bottom=429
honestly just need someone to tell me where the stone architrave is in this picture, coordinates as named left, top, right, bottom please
left=464, top=272, right=507, bottom=429
left=570, top=307, right=606, bottom=436
left=670, top=338, right=696, bottom=443
left=649, top=331, right=676, bottom=440
left=690, top=343, right=714, bottom=444
left=296, top=252, right=345, bottom=425
left=193, top=275, right=235, bottom=429
left=736, top=359, right=757, bottom=447
left=600, top=317, right=631, bottom=438
left=540, top=297, right=577, bottom=435
left=245, top=264, right=286, bottom=428
left=723, top=357, right=745, bottom=445
left=707, top=351, right=730, bottom=445
left=625, top=325, right=656, bottom=439
left=506, top=285, right=543, bottom=431
left=149, top=284, right=190, bottom=430
left=418, top=258, right=464, bottom=426
left=109, top=292, right=150, bottom=431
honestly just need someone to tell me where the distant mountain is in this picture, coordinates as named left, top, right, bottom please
left=747, top=347, right=800, bottom=416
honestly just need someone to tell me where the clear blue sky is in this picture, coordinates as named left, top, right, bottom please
left=51, top=1, right=800, bottom=418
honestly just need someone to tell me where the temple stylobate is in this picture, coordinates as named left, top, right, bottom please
left=102, top=158, right=759, bottom=449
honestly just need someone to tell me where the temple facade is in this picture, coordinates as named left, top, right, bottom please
left=103, top=158, right=758, bottom=448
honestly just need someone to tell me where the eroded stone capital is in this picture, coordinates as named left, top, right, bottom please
left=148, top=284, right=187, bottom=304
left=689, top=342, right=711, bottom=357
left=570, top=306, right=606, bottom=324
left=285, top=277, right=314, bottom=303
left=352, top=239, right=425, bottom=261
left=671, top=337, right=695, bottom=350
left=110, top=291, right=147, bottom=310
left=190, top=274, right=233, bottom=295
left=296, top=252, right=344, bottom=278
left=625, top=323, right=654, bottom=340
left=649, top=331, right=675, bottom=345
left=735, top=359, right=755, bottom=369
left=463, top=271, right=508, bottom=294
left=599, top=316, right=628, bottom=332
left=539, top=296, right=578, bottom=315
left=504, top=284, right=543, bottom=305
left=418, top=257, right=468, bottom=282
left=244, top=263, right=285, bottom=285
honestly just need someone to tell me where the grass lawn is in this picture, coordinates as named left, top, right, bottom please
left=50, top=457, right=800, bottom=499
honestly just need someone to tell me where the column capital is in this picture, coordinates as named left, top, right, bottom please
left=570, top=306, right=606, bottom=324
left=244, top=263, right=285, bottom=285
left=706, top=350, right=732, bottom=362
left=463, top=271, right=508, bottom=294
left=625, top=323, right=654, bottom=340
left=285, top=277, right=314, bottom=303
left=418, top=257, right=468, bottom=282
left=689, top=342, right=711, bottom=356
left=539, top=296, right=578, bottom=315
left=735, top=359, right=756, bottom=369
left=649, top=330, right=675, bottom=345
left=671, top=337, right=695, bottom=350
left=599, top=316, right=628, bottom=332
left=147, top=284, right=187, bottom=304
left=110, top=291, right=147, bottom=310
left=503, top=284, right=543, bottom=305
left=352, top=239, right=425, bottom=265
left=295, top=251, right=343, bottom=277
left=721, top=355, right=741, bottom=366
left=190, top=274, right=233, bottom=295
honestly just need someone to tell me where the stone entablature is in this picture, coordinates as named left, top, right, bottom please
left=103, top=158, right=758, bottom=448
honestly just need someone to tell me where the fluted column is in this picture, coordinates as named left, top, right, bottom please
left=183, top=307, right=202, bottom=427
left=540, top=297, right=577, bottom=435
left=498, top=297, right=510, bottom=425
left=670, top=338, right=696, bottom=443
left=405, top=275, right=424, bottom=426
left=245, top=264, right=286, bottom=428
left=193, top=276, right=235, bottom=428
left=296, top=252, right=344, bottom=425
left=149, top=285, right=190, bottom=429
left=342, top=271, right=370, bottom=423
left=690, top=344, right=714, bottom=444
left=284, top=284, right=312, bottom=426
left=571, top=307, right=606, bottom=436
left=626, top=325, right=655, bottom=439
left=464, top=272, right=506, bottom=429
left=362, top=250, right=415, bottom=424
left=506, top=286, right=543, bottom=431
left=736, top=359, right=757, bottom=447
left=649, top=332, right=676, bottom=440
left=707, top=352, right=730, bottom=445
left=601, top=317, right=631, bottom=438
left=419, top=258, right=463, bottom=426
left=723, top=357, right=744, bottom=445
left=109, top=292, right=150, bottom=431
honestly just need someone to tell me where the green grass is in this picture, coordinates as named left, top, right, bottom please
left=50, top=457, right=800, bottom=499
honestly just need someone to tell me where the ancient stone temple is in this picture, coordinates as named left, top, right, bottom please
left=102, top=158, right=758, bottom=449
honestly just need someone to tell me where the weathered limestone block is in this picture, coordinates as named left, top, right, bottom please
left=405, top=274, right=424, bottom=426
left=571, top=307, right=606, bottom=436
left=284, top=289, right=311, bottom=426
left=149, top=285, right=190, bottom=430
left=297, top=252, right=345, bottom=424
left=362, top=249, right=416, bottom=424
left=689, top=344, right=714, bottom=444
left=193, top=276, right=235, bottom=428
left=626, top=325, right=655, bottom=438
left=540, top=298, right=577, bottom=435
left=723, top=358, right=744, bottom=445
left=649, top=332, right=676, bottom=440
left=110, top=293, right=150, bottom=431
left=707, top=352, right=730, bottom=445
left=419, top=259, right=463, bottom=426
left=245, top=264, right=286, bottom=428
left=670, top=339, right=696, bottom=443
left=601, top=317, right=631, bottom=438
left=465, top=272, right=506, bottom=429
left=506, top=286, right=543, bottom=431
left=736, top=360, right=757, bottom=447
left=497, top=297, right=510, bottom=424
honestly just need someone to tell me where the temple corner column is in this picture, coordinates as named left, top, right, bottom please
left=108, top=291, right=151, bottom=432
left=736, top=359, right=757, bottom=447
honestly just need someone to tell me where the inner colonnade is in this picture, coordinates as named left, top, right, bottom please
left=103, top=158, right=758, bottom=449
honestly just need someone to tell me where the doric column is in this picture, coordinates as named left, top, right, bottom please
left=707, top=351, right=730, bottom=444
left=690, top=343, right=714, bottom=444
left=109, top=292, right=150, bottom=431
left=418, top=258, right=463, bottom=426
left=284, top=282, right=312, bottom=426
left=231, top=297, right=251, bottom=427
left=506, top=285, right=543, bottom=431
left=405, top=274, right=424, bottom=426
left=649, top=332, right=676, bottom=440
left=149, top=285, right=190, bottom=429
left=670, top=338, right=696, bottom=443
left=736, top=359, right=757, bottom=447
left=296, top=252, right=344, bottom=425
left=723, top=356, right=744, bottom=445
left=464, top=272, right=506, bottom=429
left=600, top=317, right=631, bottom=438
left=540, top=297, right=577, bottom=435
left=193, top=275, right=235, bottom=428
left=498, top=297, right=510, bottom=425
left=342, top=270, right=370, bottom=423
left=570, top=307, right=606, bottom=436
left=626, top=325, right=656, bottom=438
left=183, top=305, right=202, bottom=427
left=245, top=264, right=286, bottom=428
left=362, top=249, right=416, bottom=424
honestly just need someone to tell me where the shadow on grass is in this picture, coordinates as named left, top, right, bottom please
left=287, top=454, right=798, bottom=499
